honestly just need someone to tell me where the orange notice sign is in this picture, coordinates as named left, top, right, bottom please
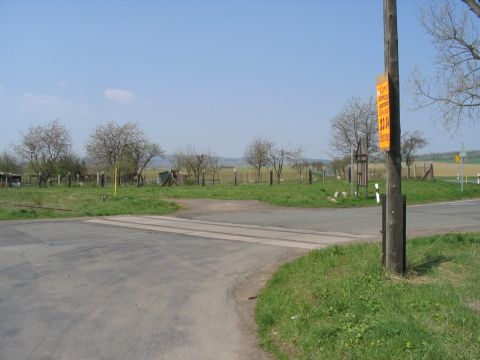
left=376, top=74, right=390, bottom=151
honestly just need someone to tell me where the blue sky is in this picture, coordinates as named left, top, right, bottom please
left=0, top=0, right=478, bottom=158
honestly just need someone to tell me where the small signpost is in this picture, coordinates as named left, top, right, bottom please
left=356, top=139, right=368, bottom=199
left=460, top=144, right=467, bottom=192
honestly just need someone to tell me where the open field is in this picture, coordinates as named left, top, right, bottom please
left=0, top=179, right=479, bottom=220
left=256, top=233, right=480, bottom=360
left=369, top=161, right=480, bottom=178
left=145, top=161, right=480, bottom=185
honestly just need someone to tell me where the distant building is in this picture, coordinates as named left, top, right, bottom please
left=159, top=170, right=187, bottom=186
left=0, top=172, right=21, bottom=187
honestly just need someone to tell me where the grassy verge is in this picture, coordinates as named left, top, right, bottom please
left=0, top=186, right=179, bottom=220
left=256, top=233, right=480, bottom=360
left=0, top=179, right=478, bottom=220
left=159, top=179, right=480, bottom=207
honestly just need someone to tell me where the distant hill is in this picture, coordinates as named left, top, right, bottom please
left=149, top=155, right=329, bottom=169
left=416, top=150, right=480, bottom=164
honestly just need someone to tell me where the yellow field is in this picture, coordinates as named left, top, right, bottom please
left=370, top=162, right=480, bottom=178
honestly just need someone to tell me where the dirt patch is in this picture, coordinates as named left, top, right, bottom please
left=229, top=249, right=307, bottom=360
left=468, top=300, right=480, bottom=313
left=172, top=199, right=279, bottom=218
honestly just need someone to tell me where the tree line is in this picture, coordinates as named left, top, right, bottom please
left=0, top=109, right=428, bottom=186
left=0, top=120, right=163, bottom=186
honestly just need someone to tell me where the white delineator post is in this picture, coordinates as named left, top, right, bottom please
left=375, top=183, right=380, bottom=203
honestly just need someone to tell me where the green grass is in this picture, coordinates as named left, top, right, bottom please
left=160, top=179, right=480, bottom=207
left=0, top=179, right=479, bottom=220
left=0, top=186, right=179, bottom=220
left=255, top=233, right=480, bottom=360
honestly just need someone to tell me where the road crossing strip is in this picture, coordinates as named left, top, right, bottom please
left=86, top=216, right=374, bottom=250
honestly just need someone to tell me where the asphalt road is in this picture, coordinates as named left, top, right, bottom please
left=0, top=198, right=479, bottom=360
left=176, top=198, right=480, bottom=238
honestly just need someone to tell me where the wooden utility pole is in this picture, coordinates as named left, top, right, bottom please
left=384, top=0, right=405, bottom=273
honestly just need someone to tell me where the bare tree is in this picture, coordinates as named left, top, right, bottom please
left=86, top=121, right=145, bottom=184
left=57, top=153, right=86, bottom=177
left=330, top=156, right=350, bottom=180
left=0, top=150, right=23, bottom=174
left=183, top=146, right=209, bottom=185
left=413, top=0, right=480, bottom=128
left=244, top=137, right=272, bottom=183
left=401, top=131, right=428, bottom=178
left=170, top=147, right=218, bottom=185
left=170, top=150, right=187, bottom=172
left=129, top=141, right=165, bottom=186
left=291, top=157, right=308, bottom=181
left=86, top=121, right=144, bottom=183
left=268, top=144, right=303, bottom=184
left=462, top=0, right=480, bottom=16
left=16, top=119, right=71, bottom=185
left=309, top=160, right=324, bottom=172
left=330, top=97, right=378, bottom=157
left=206, top=152, right=221, bottom=184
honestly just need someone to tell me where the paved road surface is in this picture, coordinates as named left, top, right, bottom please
left=175, top=198, right=480, bottom=238
left=0, top=198, right=479, bottom=359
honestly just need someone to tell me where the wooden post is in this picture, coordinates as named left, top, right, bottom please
left=202, top=169, right=205, bottom=186
left=114, top=166, right=118, bottom=196
left=384, top=0, right=405, bottom=274
left=67, top=172, right=71, bottom=188
left=308, top=168, right=312, bottom=185
left=269, top=170, right=273, bottom=185
left=234, top=168, right=237, bottom=186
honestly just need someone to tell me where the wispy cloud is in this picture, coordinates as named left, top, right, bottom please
left=104, top=88, right=136, bottom=103
left=24, top=92, right=64, bottom=105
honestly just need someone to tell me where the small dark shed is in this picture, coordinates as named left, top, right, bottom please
left=0, top=172, right=21, bottom=187
left=159, top=170, right=187, bottom=186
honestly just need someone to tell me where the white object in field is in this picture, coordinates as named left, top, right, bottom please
left=457, top=173, right=460, bottom=180
left=478, top=173, right=480, bottom=185
left=375, top=183, right=380, bottom=203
